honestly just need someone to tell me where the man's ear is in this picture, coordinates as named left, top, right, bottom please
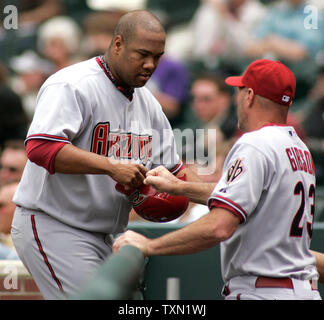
left=246, top=88, right=255, bottom=108
left=112, top=35, right=123, bottom=54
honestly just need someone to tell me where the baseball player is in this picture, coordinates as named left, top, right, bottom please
left=114, top=59, right=322, bottom=300
left=11, top=10, right=198, bottom=299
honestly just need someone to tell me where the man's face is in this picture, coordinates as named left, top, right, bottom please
left=191, top=80, right=224, bottom=123
left=114, top=27, right=165, bottom=87
left=0, top=149, right=27, bottom=185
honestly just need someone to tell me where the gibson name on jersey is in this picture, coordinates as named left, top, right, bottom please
left=286, top=147, right=315, bottom=176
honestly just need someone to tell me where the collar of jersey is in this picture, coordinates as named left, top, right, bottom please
left=96, top=55, right=134, bottom=101
left=261, top=123, right=291, bottom=128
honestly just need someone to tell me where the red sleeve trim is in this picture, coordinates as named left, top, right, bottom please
left=208, top=196, right=247, bottom=223
left=26, top=139, right=68, bottom=174
left=25, top=134, right=70, bottom=145
left=170, top=160, right=185, bottom=175
left=208, top=199, right=244, bottom=223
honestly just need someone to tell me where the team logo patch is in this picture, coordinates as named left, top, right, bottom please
left=226, top=158, right=244, bottom=184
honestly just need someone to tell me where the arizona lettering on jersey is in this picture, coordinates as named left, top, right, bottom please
left=91, top=122, right=152, bottom=164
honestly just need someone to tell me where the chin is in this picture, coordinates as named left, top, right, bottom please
left=133, top=80, right=148, bottom=88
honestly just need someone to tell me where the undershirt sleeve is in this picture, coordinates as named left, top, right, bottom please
left=26, top=139, right=68, bottom=174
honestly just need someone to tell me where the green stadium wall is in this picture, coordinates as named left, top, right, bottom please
left=129, top=222, right=324, bottom=300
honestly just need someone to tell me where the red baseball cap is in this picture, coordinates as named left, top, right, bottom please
left=225, top=59, right=296, bottom=106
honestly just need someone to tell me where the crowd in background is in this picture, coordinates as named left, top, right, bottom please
left=1, top=0, right=324, bottom=244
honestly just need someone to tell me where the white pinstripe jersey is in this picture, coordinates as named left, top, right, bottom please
left=13, top=57, right=182, bottom=234
left=208, top=124, right=319, bottom=282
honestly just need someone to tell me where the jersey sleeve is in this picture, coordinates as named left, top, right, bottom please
left=208, top=142, right=273, bottom=223
left=26, top=82, right=90, bottom=144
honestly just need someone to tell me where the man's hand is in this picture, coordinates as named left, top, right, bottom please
left=109, top=160, right=148, bottom=188
left=113, top=230, right=151, bottom=256
left=144, top=165, right=216, bottom=205
left=144, top=165, right=184, bottom=195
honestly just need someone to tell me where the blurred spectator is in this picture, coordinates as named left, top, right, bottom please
left=0, top=84, right=28, bottom=150
left=0, top=140, right=27, bottom=187
left=302, top=67, right=324, bottom=185
left=87, top=0, right=147, bottom=12
left=18, top=0, right=62, bottom=27
left=246, top=0, right=324, bottom=99
left=188, top=71, right=304, bottom=163
left=247, top=0, right=324, bottom=62
left=59, top=0, right=92, bottom=25
left=0, top=182, right=19, bottom=259
left=190, top=73, right=238, bottom=144
left=0, top=0, right=63, bottom=64
left=37, top=16, right=83, bottom=71
left=175, top=73, right=239, bottom=191
left=147, top=0, right=199, bottom=30
left=9, top=50, right=52, bottom=120
left=146, top=56, right=190, bottom=129
left=82, top=10, right=126, bottom=58
left=189, top=0, right=266, bottom=70
left=146, top=0, right=200, bottom=61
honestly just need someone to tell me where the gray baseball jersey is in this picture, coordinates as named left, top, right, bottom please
left=208, top=124, right=318, bottom=283
left=13, top=56, right=182, bottom=234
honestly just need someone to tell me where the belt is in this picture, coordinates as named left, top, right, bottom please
left=255, top=277, right=318, bottom=290
left=255, top=277, right=293, bottom=288
left=223, top=276, right=318, bottom=296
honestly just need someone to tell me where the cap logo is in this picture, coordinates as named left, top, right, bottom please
left=282, top=95, right=290, bottom=103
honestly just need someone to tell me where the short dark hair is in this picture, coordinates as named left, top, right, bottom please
left=3, top=139, right=26, bottom=151
left=193, top=73, right=230, bottom=95
left=112, top=10, right=165, bottom=45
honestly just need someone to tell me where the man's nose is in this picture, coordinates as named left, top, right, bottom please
left=143, top=57, right=155, bottom=71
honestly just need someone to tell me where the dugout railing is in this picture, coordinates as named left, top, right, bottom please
left=73, top=222, right=324, bottom=300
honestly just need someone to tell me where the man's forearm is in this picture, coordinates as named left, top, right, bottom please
left=114, top=208, right=240, bottom=256
left=147, top=213, right=220, bottom=255
left=175, top=181, right=216, bottom=205
left=310, top=250, right=324, bottom=284
left=54, top=144, right=147, bottom=187
left=54, top=143, right=112, bottom=175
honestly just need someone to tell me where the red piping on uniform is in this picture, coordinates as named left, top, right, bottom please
left=31, top=214, right=64, bottom=292
left=209, top=199, right=245, bottom=223
left=209, top=195, right=248, bottom=221
left=170, top=161, right=184, bottom=175
left=26, top=134, right=70, bottom=142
